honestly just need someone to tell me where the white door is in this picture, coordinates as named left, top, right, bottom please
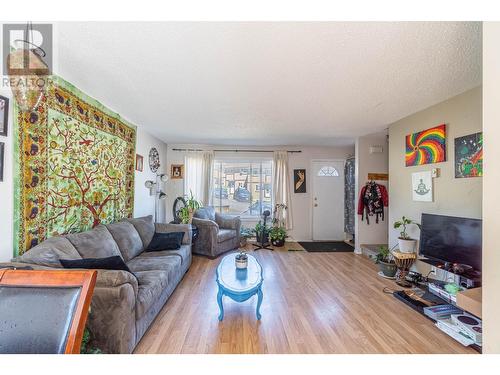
left=312, top=160, right=345, bottom=241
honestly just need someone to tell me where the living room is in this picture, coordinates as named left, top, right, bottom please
left=1, top=2, right=500, bottom=373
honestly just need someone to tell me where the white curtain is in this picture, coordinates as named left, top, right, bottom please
left=184, top=151, right=214, bottom=206
left=273, top=151, right=293, bottom=230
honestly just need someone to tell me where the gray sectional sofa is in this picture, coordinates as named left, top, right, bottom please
left=0, top=215, right=192, bottom=354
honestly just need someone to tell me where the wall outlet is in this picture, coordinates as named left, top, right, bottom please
left=431, top=168, right=440, bottom=178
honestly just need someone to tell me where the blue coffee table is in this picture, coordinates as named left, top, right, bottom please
left=215, top=253, right=263, bottom=321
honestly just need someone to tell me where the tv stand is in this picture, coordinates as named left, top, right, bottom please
left=392, top=282, right=481, bottom=353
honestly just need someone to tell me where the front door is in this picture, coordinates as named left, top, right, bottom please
left=312, top=160, right=345, bottom=241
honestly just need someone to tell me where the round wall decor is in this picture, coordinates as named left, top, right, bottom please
left=149, top=147, right=160, bottom=173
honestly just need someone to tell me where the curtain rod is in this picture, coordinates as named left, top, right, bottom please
left=171, top=148, right=301, bottom=153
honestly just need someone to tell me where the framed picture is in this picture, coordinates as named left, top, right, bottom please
left=294, top=169, right=306, bottom=193
left=0, top=95, right=9, bottom=137
left=412, top=171, right=433, bottom=202
left=0, top=142, right=5, bottom=182
left=171, top=164, right=184, bottom=179
left=135, top=154, right=144, bottom=172
left=405, top=124, right=446, bottom=167
left=455, top=132, right=483, bottom=178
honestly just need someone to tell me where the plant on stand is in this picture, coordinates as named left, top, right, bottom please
left=239, top=226, right=253, bottom=247
left=253, top=221, right=270, bottom=245
left=269, top=203, right=288, bottom=247
left=374, top=245, right=397, bottom=278
left=393, top=216, right=421, bottom=253
left=179, top=190, right=202, bottom=224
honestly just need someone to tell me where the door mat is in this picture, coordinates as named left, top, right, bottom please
left=298, top=241, right=354, bottom=252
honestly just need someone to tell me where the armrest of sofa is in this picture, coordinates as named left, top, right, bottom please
left=155, top=223, right=192, bottom=245
left=215, top=213, right=241, bottom=231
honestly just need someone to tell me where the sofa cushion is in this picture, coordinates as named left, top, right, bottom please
left=131, top=255, right=182, bottom=318
left=65, top=225, right=121, bottom=259
left=194, top=207, right=216, bottom=221
left=124, top=215, right=155, bottom=249
left=106, top=221, right=143, bottom=261
left=126, top=254, right=181, bottom=273
left=217, top=229, right=237, bottom=243
left=12, top=236, right=81, bottom=268
left=146, top=232, right=184, bottom=252
left=60, top=255, right=132, bottom=273
left=139, top=245, right=191, bottom=265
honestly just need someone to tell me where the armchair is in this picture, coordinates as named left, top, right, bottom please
left=192, top=207, right=241, bottom=258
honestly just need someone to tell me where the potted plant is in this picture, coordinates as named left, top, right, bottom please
left=240, top=227, right=253, bottom=247
left=235, top=249, right=248, bottom=269
left=254, top=220, right=269, bottom=244
left=375, top=245, right=397, bottom=278
left=179, top=190, right=202, bottom=224
left=269, top=226, right=287, bottom=247
left=394, top=216, right=421, bottom=253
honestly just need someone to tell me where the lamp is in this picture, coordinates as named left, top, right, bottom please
left=7, top=22, right=51, bottom=112
left=144, top=173, right=168, bottom=222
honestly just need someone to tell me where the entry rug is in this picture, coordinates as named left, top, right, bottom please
left=14, top=76, right=136, bottom=256
left=298, top=241, right=354, bottom=253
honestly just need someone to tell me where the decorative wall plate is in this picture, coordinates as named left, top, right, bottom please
left=149, top=147, right=160, bottom=173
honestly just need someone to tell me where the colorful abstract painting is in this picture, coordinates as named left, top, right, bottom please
left=455, top=132, right=483, bottom=178
left=14, top=76, right=136, bottom=256
left=405, top=124, right=446, bottom=167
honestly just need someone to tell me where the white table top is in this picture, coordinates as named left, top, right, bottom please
left=216, top=253, right=263, bottom=293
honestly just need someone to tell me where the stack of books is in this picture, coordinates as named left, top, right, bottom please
left=423, top=304, right=462, bottom=320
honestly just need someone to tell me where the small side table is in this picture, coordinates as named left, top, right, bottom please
left=391, top=250, right=417, bottom=288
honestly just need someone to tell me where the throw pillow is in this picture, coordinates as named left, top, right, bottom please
left=60, top=255, right=131, bottom=273
left=146, top=232, right=184, bottom=252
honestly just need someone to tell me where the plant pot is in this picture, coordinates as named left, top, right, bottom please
left=378, top=261, right=397, bottom=278
left=271, top=238, right=285, bottom=247
left=398, top=238, right=417, bottom=253
left=235, top=254, right=248, bottom=269
left=240, top=237, right=248, bottom=248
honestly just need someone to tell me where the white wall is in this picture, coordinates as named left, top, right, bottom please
left=0, top=88, right=14, bottom=262
left=134, top=129, right=169, bottom=222
left=354, top=132, right=389, bottom=252
left=0, top=90, right=167, bottom=262
left=165, top=144, right=354, bottom=241
left=482, top=22, right=500, bottom=354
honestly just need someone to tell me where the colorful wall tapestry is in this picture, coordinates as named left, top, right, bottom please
left=14, top=76, right=136, bottom=256
left=455, top=132, right=483, bottom=178
left=405, top=124, right=446, bottom=167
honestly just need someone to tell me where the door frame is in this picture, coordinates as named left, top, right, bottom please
left=310, top=158, right=346, bottom=241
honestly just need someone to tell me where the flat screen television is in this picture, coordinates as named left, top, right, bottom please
left=419, top=213, right=482, bottom=271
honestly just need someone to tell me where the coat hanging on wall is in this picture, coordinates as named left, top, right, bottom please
left=357, top=181, right=388, bottom=224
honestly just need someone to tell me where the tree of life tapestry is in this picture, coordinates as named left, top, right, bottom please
left=14, top=76, right=136, bottom=256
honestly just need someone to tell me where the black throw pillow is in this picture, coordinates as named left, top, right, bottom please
left=60, top=255, right=131, bottom=273
left=146, top=232, right=184, bottom=252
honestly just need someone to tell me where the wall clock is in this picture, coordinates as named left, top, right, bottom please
left=149, top=147, right=160, bottom=173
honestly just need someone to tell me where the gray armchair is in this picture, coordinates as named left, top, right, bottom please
left=192, top=207, right=241, bottom=258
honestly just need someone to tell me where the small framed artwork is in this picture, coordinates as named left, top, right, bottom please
left=135, top=154, right=144, bottom=172
left=0, top=142, right=5, bottom=182
left=0, top=95, right=9, bottom=137
left=454, top=132, right=483, bottom=178
left=294, top=169, right=306, bottom=193
left=412, top=171, right=433, bottom=202
left=171, top=164, right=184, bottom=179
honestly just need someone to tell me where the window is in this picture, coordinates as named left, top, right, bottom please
left=318, top=166, right=339, bottom=177
left=212, top=159, right=272, bottom=217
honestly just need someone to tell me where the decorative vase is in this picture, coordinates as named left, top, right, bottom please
left=398, top=238, right=417, bottom=253
left=256, top=233, right=269, bottom=245
left=378, top=261, right=397, bottom=278
left=235, top=254, right=248, bottom=269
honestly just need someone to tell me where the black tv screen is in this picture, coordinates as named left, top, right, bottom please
left=419, top=213, right=482, bottom=271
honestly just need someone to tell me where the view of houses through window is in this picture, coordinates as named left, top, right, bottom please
left=212, top=160, right=272, bottom=217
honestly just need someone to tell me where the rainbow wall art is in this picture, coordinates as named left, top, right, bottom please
left=405, top=124, right=446, bottom=167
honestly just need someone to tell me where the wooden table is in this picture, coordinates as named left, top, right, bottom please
left=216, top=253, right=263, bottom=321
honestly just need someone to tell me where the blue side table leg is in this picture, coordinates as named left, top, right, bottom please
left=256, top=288, right=263, bottom=320
left=217, top=289, right=224, bottom=321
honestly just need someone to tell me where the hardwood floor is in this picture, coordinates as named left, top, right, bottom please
left=134, top=242, right=475, bottom=354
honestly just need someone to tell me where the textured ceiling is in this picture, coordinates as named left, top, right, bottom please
left=55, top=22, right=481, bottom=146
